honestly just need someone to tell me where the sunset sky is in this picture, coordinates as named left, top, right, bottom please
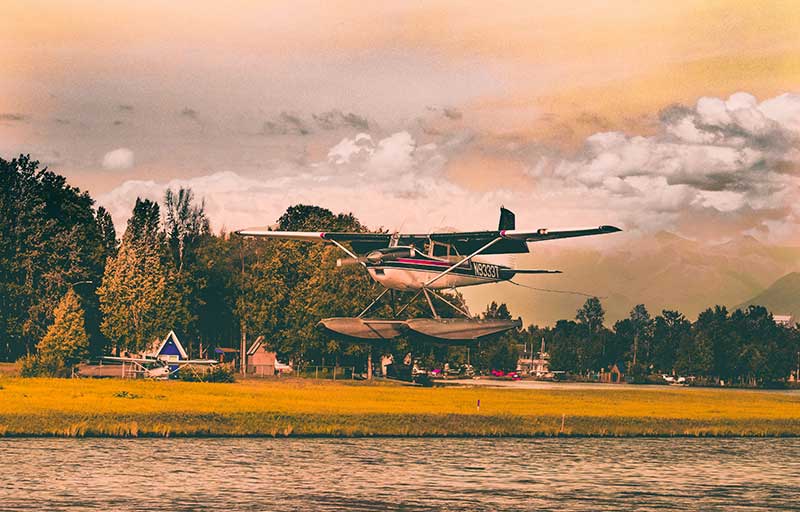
left=3, top=1, right=800, bottom=244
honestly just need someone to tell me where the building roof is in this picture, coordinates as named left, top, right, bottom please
left=150, top=330, right=188, bottom=359
left=246, top=335, right=265, bottom=356
left=774, top=315, right=793, bottom=323
left=214, top=347, right=239, bottom=354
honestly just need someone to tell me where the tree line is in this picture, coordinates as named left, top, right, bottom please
left=521, top=297, right=800, bottom=386
left=1, top=155, right=798, bottom=385
left=0, top=155, right=440, bottom=372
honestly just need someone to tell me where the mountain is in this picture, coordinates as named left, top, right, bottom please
left=462, top=232, right=800, bottom=326
left=738, top=272, right=800, bottom=320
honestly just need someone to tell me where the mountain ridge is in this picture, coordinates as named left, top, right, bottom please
left=463, top=233, right=800, bottom=326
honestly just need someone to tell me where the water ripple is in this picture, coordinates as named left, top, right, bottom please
left=0, top=438, right=798, bottom=511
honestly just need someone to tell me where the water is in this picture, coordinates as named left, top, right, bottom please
left=1, top=438, right=798, bottom=511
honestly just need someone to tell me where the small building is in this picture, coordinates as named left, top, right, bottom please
left=599, top=362, right=624, bottom=384
left=518, top=338, right=550, bottom=377
left=774, top=314, right=793, bottom=327
left=143, top=330, right=188, bottom=362
left=246, top=336, right=277, bottom=377
left=214, top=347, right=240, bottom=366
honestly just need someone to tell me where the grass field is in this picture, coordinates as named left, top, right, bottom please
left=0, top=377, right=799, bottom=437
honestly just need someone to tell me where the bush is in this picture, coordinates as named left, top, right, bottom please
left=17, top=354, right=40, bottom=377
left=642, top=374, right=668, bottom=385
left=17, top=353, right=69, bottom=377
left=178, top=364, right=235, bottom=383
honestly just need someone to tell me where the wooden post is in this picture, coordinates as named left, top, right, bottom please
left=367, top=351, right=373, bottom=381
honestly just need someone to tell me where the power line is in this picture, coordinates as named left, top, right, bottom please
left=508, top=280, right=606, bottom=299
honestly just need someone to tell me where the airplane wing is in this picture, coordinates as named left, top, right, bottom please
left=498, top=225, right=622, bottom=242
left=235, top=229, right=389, bottom=243
left=235, top=229, right=392, bottom=254
left=235, top=225, right=621, bottom=255
left=425, top=225, right=621, bottom=253
left=102, top=356, right=157, bottom=363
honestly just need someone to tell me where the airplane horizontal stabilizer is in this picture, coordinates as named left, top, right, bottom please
left=499, top=268, right=561, bottom=279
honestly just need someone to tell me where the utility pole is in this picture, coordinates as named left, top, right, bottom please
left=240, top=321, right=247, bottom=376
left=240, top=237, right=247, bottom=376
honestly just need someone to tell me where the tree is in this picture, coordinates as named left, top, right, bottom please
left=164, top=187, right=208, bottom=273
left=472, top=302, right=520, bottom=371
left=0, top=155, right=106, bottom=360
left=652, top=310, right=690, bottom=374
left=95, top=206, right=118, bottom=260
left=628, top=304, right=653, bottom=370
left=97, top=199, right=167, bottom=354
left=161, top=188, right=210, bottom=355
left=572, top=297, right=607, bottom=373
left=693, top=306, right=736, bottom=382
left=576, top=297, right=605, bottom=334
left=126, top=198, right=161, bottom=245
left=550, top=319, right=581, bottom=372
left=484, top=301, right=512, bottom=320
left=37, top=288, right=89, bottom=372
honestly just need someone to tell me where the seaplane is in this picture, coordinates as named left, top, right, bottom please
left=100, top=356, right=220, bottom=379
left=236, top=208, right=621, bottom=342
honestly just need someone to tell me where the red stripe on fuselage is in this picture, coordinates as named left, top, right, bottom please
left=394, top=258, right=451, bottom=267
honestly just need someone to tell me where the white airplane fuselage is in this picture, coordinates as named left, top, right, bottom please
left=363, top=251, right=511, bottom=291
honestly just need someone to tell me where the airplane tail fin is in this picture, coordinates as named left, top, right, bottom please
left=499, top=207, right=515, bottom=231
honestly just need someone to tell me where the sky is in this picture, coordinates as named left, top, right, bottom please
left=3, top=1, right=800, bottom=246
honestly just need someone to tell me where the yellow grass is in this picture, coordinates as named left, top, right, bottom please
left=0, top=377, right=798, bottom=437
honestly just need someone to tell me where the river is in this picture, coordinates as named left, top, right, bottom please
left=1, top=438, right=798, bottom=511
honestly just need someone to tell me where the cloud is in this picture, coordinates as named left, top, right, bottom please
left=98, top=92, right=800, bottom=244
left=312, top=110, right=370, bottom=131
left=260, top=110, right=371, bottom=136
left=327, top=133, right=374, bottom=165
left=528, top=92, right=800, bottom=237
left=261, top=112, right=310, bottom=136
left=426, top=106, right=463, bottom=120
left=180, top=107, right=199, bottom=120
left=0, top=113, right=26, bottom=122
left=102, top=148, right=135, bottom=170
left=99, top=130, right=505, bottom=234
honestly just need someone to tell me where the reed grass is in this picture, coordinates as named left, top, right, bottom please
left=0, top=377, right=798, bottom=437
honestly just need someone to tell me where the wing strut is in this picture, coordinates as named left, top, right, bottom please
left=357, top=287, right=391, bottom=318
left=429, top=289, right=471, bottom=318
left=422, top=236, right=503, bottom=288
left=328, top=239, right=362, bottom=263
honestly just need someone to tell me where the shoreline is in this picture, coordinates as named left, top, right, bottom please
left=2, top=415, right=800, bottom=438
left=1, top=377, right=798, bottom=438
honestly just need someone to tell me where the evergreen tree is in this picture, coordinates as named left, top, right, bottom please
left=37, top=288, right=90, bottom=373
left=95, top=206, right=118, bottom=259
left=97, top=199, right=167, bottom=354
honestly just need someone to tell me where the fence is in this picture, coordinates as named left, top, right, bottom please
left=298, top=365, right=358, bottom=380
